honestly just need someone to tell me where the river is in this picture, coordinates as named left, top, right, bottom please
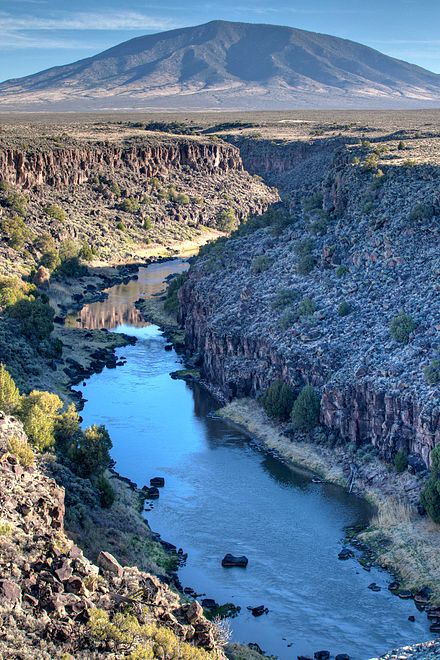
left=71, top=259, right=431, bottom=659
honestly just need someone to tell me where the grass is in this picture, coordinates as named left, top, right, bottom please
left=220, top=398, right=440, bottom=604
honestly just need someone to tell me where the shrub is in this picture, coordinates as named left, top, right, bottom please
left=120, top=197, right=140, bottom=213
left=9, top=298, right=54, bottom=340
left=338, top=300, right=352, bottom=317
left=46, top=204, right=66, bottom=222
left=20, top=390, right=63, bottom=451
left=0, top=276, right=30, bottom=308
left=271, top=288, right=300, bottom=310
left=1, top=215, right=30, bottom=249
left=303, top=192, right=323, bottom=212
left=39, top=249, right=61, bottom=272
left=280, top=309, right=297, bottom=330
left=421, top=445, right=440, bottom=523
left=294, top=238, right=315, bottom=257
left=262, top=380, right=295, bottom=421
left=424, top=360, right=440, bottom=385
left=291, top=385, right=321, bottom=431
left=310, top=217, right=328, bottom=235
left=110, top=181, right=121, bottom=197
left=7, top=435, right=34, bottom=467
left=389, top=311, right=417, bottom=344
left=0, top=364, right=20, bottom=414
left=79, top=240, right=95, bottom=262
left=336, top=265, right=349, bottom=278
left=55, top=403, right=81, bottom=446
left=72, top=424, right=112, bottom=477
left=143, top=216, right=152, bottom=231
left=176, top=192, right=190, bottom=205
left=216, top=207, right=237, bottom=232
left=116, top=221, right=125, bottom=231
left=398, top=141, right=405, bottom=150
left=59, top=239, right=80, bottom=262
left=409, top=203, right=435, bottom=222
left=251, top=255, right=272, bottom=274
left=164, top=272, right=188, bottom=314
left=298, top=297, right=316, bottom=317
left=297, top=253, right=316, bottom=275
left=97, top=475, right=115, bottom=508
left=4, top=192, right=27, bottom=216
left=394, top=449, right=408, bottom=473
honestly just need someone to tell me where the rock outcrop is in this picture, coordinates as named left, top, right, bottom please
left=180, top=133, right=440, bottom=466
left=0, top=414, right=225, bottom=658
left=0, top=138, right=242, bottom=190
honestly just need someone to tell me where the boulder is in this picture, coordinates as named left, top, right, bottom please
left=221, top=554, right=248, bottom=568
left=150, top=477, right=165, bottom=487
left=250, top=605, right=268, bottom=617
left=97, top=551, right=123, bottom=577
left=338, top=548, right=353, bottom=560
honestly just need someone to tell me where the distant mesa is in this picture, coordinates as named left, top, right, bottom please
left=0, top=20, right=439, bottom=111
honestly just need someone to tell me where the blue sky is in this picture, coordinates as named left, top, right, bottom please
left=1, top=0, right=439, bottom=82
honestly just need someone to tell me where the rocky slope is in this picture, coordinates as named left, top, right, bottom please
left=0, top=413, right=225, bottom=658
left=1, top=21, right=440, bottom=110
left=0, top=126, right=275, bottom=273
left=180, top=130, right=440, bottom=467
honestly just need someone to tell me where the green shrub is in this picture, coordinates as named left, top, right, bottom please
left=303, top=192, right=323, bottom=212
left=421, top=445, right=440, bottom=523
left=55, top=403, right=81, bottom=447
left=389, top=311, right=417, bottom=344
left=120, top=197, right=140, bottom=213
left=9, top=298, right=54, bottom=340
left=394, top=449, right=408, bottom=473
left=298, top=297, right=316, bottom=317
left=19, top=390, right=63, bottom=451
left=1, top=215, right=30, bottom=249
left=409, top=203, right=435, bottom=222
left=116, top=221, right=125, bottom=231
left=297, top=253, right=316, bottom=275
left=294, top=238, right=315, bottom=257
left=4, top=192, right=28, bottom=216
left=59, top=239, right=80, bottom=261
left=164, top=272, right=188, bottom=314
left=143, top=216, right=152, bottom=231
left=7, top=435, right=34, bottom=467
left=79, top=240, right=95, bottom=262
left=272, top=288, right=300, bottom=310
left=0, top=276, right=31, bottom=308
left=40, top=249, right=61, bottom=272
left=338, top=300, right=352, bottom=317
left=71, top=424, right=112, bottom=477
left=251, top=255, right=272, bottom=274
left=310, top=217, right=328, bottom=235
left=216, top=207, right=237, bottom=232
left=110, top=181, right=121, bottom=197
left=398, top=141, right=405, bottom=150
left=424, top=360, right=440, bottom=385
left=46, top=204, right=66, bottom=222
left=336, top=265, right=349, bottom=278
left=291, top=385, right=321, bottom=431
left=0, top=363, right=21, bottom=414
left=262, top=380, right=295, bottom=421
left=97, top=475, right=115, bottom=508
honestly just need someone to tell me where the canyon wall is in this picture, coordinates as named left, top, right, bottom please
left=0, top=138, right=243, bottom=190
left=180, top=136, right=440, bottom=466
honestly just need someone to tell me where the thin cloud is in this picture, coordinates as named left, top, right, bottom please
left=0, top=11, right=175, bottom=31
left=0, top=29, right=103, bottom=50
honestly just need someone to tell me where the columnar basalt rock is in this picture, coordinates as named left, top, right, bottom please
left=0, top=139, right=243, bottom=190
left=180, top=135, right=440, bottom=467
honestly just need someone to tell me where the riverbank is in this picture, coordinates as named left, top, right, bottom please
left=219, top=398, right=440, bottom=606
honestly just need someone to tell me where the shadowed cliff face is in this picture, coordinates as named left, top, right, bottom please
left=179, top=134, right=440, bottom=466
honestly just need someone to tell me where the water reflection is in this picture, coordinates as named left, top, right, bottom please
left=75, top=260, right=432, bottom=660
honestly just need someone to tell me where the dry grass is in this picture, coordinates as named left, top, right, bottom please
left=219, top=398, right=344, bottom=484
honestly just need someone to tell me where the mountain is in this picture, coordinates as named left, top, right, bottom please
left=1, top=20, right=440, bottom=110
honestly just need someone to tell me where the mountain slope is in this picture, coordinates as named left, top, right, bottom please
left=1, top=20, right=440, bottom=110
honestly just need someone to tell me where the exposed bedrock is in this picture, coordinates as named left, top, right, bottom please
left=180, top=137, right=440, bottom=466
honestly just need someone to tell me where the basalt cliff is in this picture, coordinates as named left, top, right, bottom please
left=180, top=130, right=440, bottom=468
left=0, top=126, right=275, bottom=273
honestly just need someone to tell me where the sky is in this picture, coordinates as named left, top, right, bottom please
left=0, top=0, right=439, bottom=82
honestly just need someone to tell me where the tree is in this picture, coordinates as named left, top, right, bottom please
left=262, top=380, right=295, bottom=422
left=291, top=385, right=321, bottom=431
left=421, top=445, right=440, bottom=523
left=20, top=390, right=63, bottom=451
left=73, top=424, right=112, bottom=477
left=9, top=298, right=54, bottom=340
left=216, top=207, right=237, bottom=232
left=389, top=311, right=417, bottom=344
left=55, top=402, right=81, bottom=447
left=0, top=364, right=20, bottom=414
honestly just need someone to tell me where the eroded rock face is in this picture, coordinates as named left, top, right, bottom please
left=0, top=139, right=242, bottom=190
left=179, top=137, right=440, bottom=466
left=0, top=415, right=224, bottom=658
